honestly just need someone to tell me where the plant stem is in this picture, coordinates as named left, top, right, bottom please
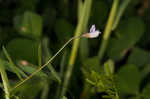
left=112, top=0, right=131, bottom=30
left=60, top=0, right=92, bottom=98
left=38, top=42, right=42, bottom=67
left=98, top=0, right=119, bottom=61
left=0, top=60, right=10, bottom=99
left=11, top=36, right=81, bottom=91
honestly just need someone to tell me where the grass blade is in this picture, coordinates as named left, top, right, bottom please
left=0, top=59, right=10, bottom=99
left=2, top=46, right=23, bottom=80
left=98, top=0, right=119, bottom=61
left=42, top=37, right=61, bottom=83
left=61, top=0, right=93, bottom=97
left=112, top=0, right=131, bottom=30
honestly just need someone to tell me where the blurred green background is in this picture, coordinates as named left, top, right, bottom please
left=0, top=0, right=150, bottom=99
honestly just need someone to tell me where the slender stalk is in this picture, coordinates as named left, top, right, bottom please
left=60, top=0, right=92, bottom=98
left=38, top=42, right=42, bottom=67
left=98, top=0, right=119, bottom=61
left=11, top=36, right=81, bottom=91
left=0, top=60, right=10, bottom=99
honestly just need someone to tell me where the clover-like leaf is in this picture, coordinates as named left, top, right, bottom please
left=116, top=64, right=141, bottom=94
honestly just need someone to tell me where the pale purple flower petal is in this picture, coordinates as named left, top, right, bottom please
left=90, top=25, right=96, bottom=33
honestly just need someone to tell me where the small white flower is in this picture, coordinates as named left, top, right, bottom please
left=82, top=25, right=101, bottom=38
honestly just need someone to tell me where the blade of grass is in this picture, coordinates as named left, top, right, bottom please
left=42, top=37, right=61, bottom=83
left=47, top=65, right=61, bottom=83
left=78, top=0, right=83, bottom=20
left=98, top=0, right=119, bottom=61
left=55, top=52, right=67, bottom=99
left=0, top=59, right=10, bottom=99
left=38, top=42, right=42, bottom=67
left=41, top=80, right=49, bottom=99
left=60, top=0, right=92, bottom=97
left=2, top=60, right=27, bottom=78
left=112, top=0, right=131, bottom=30
left=2, top=46, right=23, bottom=80
left=60, top=51, right=67, bottom=78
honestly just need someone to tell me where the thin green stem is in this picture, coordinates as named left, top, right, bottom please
left=60, top=0, right=92, bottom=98
left=0, top=60, right=10, bottom=99
left=98, top=0, right=119, bottom=61
left=11, top=36, right=81, bottom=91
left=38, top=42, right=42, bottom=67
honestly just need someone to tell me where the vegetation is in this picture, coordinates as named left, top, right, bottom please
left=0, top=0, right=150, bottom=99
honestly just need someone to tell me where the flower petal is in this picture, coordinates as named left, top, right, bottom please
left=90, top=25, right=96, bottom=33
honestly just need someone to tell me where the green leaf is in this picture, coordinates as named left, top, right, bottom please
left=5, top=38, right=38, bottom=64
left=127, top=47, right=150, bottom=66
left=13, top=77, right=45, bottom=99
left=142, top=83, right=150, bottom=99
left=15, top=11, right=42, bottom=38
left=82, top=56, right=101, bottom=75
left=54, top=18, right=74, bottom=41
left=104, top=59, right=115, bottom=76
left=141, top=64, right=150, bottom=79
left=107, top=17, right=145, bottom=60
left=116, top=64, right=141, bottom=94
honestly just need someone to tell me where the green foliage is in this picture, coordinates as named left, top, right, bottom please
left=5, top=38, right=38, bottom=63
left=116, top=64, right=150, bottom=99
left=0, top=59, right=10, bottom=99
left=104, top=59, right=115, bottom=76
left=91, top=0, right=109, bottom=27
left=82, top=56, right=101, bottom=74
left=54, top=18, right=74, bottom=41
left=2, top=46, right=23, bottom=80
left=142, top=84, right=150, bottom=99
left=107, top=17, right=145, bottom=60
left=127, top=47, right=150, bottom=66
left=12, top=77, right=45, bottom=99
left=0, top=0, right=149, bottom=99
left=15, top=11, right=42, bottom=39
left=116, top=64, right=141, bottom=94
left=17, top=62, right=48, bottom=78
left=82, top=58, right=118, bottom=99
left=86, top=71, right=118, bottom=98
